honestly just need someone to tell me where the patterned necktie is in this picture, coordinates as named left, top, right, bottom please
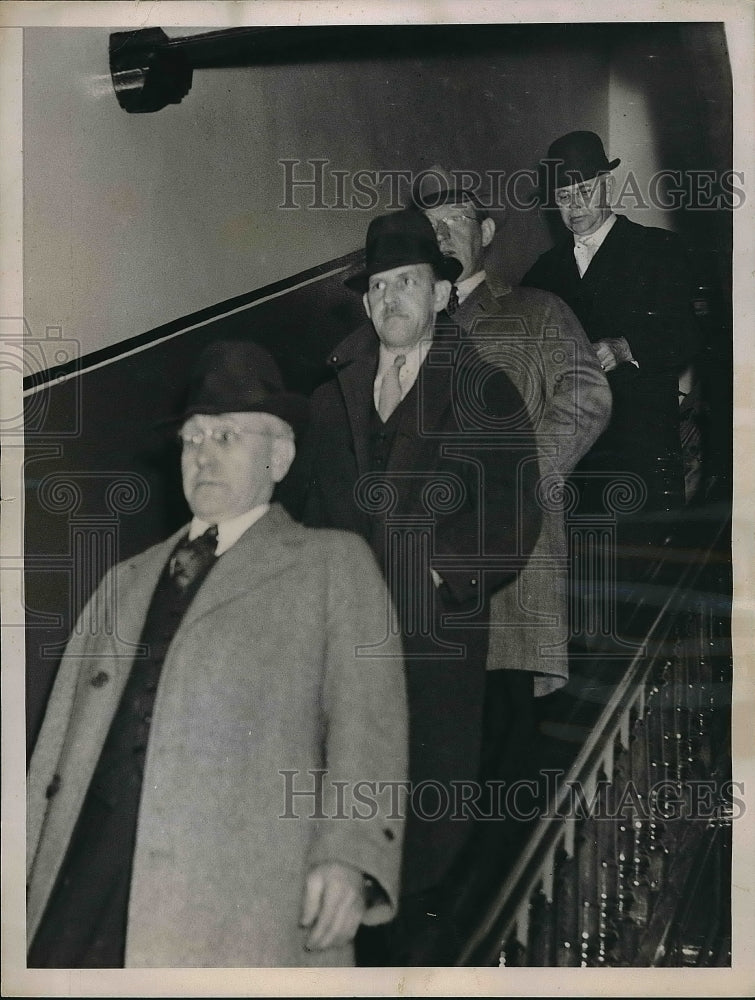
left=169, top=524, right=218, bottom=591
left=446, top=284, right=460, bottom=315
left=377, top=353, right=406, bottom=422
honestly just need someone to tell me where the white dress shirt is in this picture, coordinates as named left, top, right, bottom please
left=188, top=504, right=270, bottom=555
left=573, top=212, right=617, bottom=276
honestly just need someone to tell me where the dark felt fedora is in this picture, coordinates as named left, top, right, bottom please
left=538, top=130, right=620, bottom=204
left=344, top=209, right=463, bottom=292
left=169, top=339, right=309, bottom=438
left=409, top=164, right=488, bottom=214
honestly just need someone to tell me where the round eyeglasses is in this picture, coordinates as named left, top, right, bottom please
left=178, top=425, right=272, bottom=449
left=554, top=179, right=602, bottom=208
left=427, top=212, right=478, bottom=231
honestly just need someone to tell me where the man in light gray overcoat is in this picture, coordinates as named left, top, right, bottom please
left=26, top=340, right=408, bottom=968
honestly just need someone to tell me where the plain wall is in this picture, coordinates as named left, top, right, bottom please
left=608, top=24, right=721, bottom=233
left=24, top=24, right=610, bottom=358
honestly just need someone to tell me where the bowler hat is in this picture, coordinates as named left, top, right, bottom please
left=409, top=164, right=488, bottom=214
left=344, top=209, right=462, bottom=292
left=538, top=130, right=620, bottom=204
left=170, top=339, right=309, bottom=439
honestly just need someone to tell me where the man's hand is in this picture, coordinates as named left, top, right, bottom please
left=300, top=861, right=367, bottom=951
left=594, top=336, right=635, bottom=372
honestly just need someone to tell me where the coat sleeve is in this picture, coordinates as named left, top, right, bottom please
left=431, top=357, right=543, bottom=607
left=306, top=530, right=408, bottom=926
left=537, top=293, right=612, bottom=475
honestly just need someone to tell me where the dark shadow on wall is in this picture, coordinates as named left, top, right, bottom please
left=24, top=259, right=366, bottom=758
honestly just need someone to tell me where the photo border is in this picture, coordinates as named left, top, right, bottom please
left=2, top=1, right=753, bottom=996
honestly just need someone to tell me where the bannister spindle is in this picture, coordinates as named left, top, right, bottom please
left=527, top=886, right=555, bottom=966
left=629, top=708, right=653, bottom=927
left=595, top=770, right=620, bottom=965
left=553, top=846, right=580, bottom=966
left=575, top=820, right=600, bottom=966
left=691, top=607, right=711, bottom=771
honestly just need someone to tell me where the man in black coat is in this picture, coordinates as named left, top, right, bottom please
left=522, top=130, right=701, bottom=519
left=287, top=209, right=542, bottom=962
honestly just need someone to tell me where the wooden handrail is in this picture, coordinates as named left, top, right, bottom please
left=456, top=507, right=731, bottom=966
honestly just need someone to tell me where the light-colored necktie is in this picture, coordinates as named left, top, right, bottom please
left=377, top=353, right=406, bottom=422
left=574, top=239, right=593, bottom=278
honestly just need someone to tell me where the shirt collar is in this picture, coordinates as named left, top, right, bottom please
left=189, top=504, right=270, bottom=555
left=375, top=337, right=432, bottom=381
left=456, top=269, right=487, bottom=305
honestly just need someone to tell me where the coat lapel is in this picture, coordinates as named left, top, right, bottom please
left=337, top=357, right=376, bottom=477
left=178, top=504, right=304, bottom=631
left=332, top=323, right=379, bottom=477
left=455, top=280, right=497, bottom=333
left=576, top=214, right=629, bottom=291
left=113, top=529, right=186, bottom=652
left=72, top=530, right=187, bottom=742
left=455, top=280, right=535, bottom=346
left=556, top=241, right=582, bottom=293
left=26, top=527, right=186, bottom=935
left=57, top=512, right=300, bottom=773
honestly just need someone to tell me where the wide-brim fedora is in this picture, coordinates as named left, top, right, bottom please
left=344, top=209, right=463, bottom=292
left=537, top=130, right=620, bottom=206
left=164, top=339, right=309, bottom=439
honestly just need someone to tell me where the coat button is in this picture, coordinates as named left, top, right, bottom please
left=45, top=773, right=61, bottom=799
left=470, top=577, right=478, bottom=587
left=90, top=670, right=109, bottom=688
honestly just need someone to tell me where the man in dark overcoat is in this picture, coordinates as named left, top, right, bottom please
left=287, top=210, right=542, bottom=961
left=26, top=340, right=408, bottom=968
left=522, top=130, right=702, bottom=518
left=411, top=167, right=611, bottom=789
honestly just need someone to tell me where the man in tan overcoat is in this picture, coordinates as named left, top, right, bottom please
left=26, top=340, right=408, bottom=968
left=412, top=166, right=612, bottom=782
